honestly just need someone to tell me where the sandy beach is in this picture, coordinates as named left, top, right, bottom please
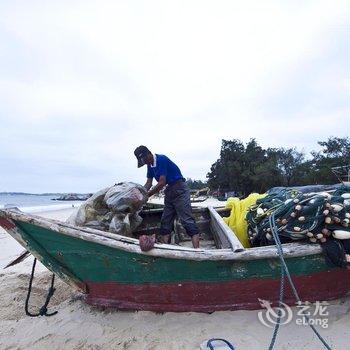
left=1, top=206, right=350, bottom=350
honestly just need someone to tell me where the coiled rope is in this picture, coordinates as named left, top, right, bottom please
left=206, top=338, right=235, bottom=350
left=25, top=258, right=58, bottom=317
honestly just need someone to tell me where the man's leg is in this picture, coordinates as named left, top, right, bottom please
left=160, top=194, right=176, bottom=244
left=173, top=185, right=200, bottom=248
left=191, top=233, right=200, bottom=249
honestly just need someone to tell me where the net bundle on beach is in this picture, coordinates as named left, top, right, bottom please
left=67, top=182, right=148, bottom=236
left=246, top=185, right=350, bottom=247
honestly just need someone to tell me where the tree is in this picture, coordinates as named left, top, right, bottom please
left=207, top=139, right=283, bottom=195
left=206, top=136, right=350, bottom=195
left=311, top=137, right=350, bottom=184
left=275, top=148, right=305, bottom=186
left=186, top=178, right=206, bottom=190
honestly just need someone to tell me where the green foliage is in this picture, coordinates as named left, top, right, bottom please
left=186, top=178, right=207, bottom=190
left=207, top=137, right=350, bottom=195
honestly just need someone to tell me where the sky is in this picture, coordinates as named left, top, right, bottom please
left=0, top=0, right=349, bottom=193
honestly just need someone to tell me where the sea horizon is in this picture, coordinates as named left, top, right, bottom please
left=0, top=193, right=83, bottom=212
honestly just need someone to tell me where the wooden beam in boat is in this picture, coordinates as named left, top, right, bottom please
left=4, top=249, right=31, bottom=269
left=208, top=206, right=244, bottom=252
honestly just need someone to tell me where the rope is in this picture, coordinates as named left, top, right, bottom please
left=268, top=257, right=285, bottom=350
left=206, top=338, right=235, bottom=350
left=25, top=258, right=58, bottom=317
left=268, top=212, right=332, bottom=350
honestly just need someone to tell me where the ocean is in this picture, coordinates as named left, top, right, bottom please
left=0, top=194, right=83, bottom=213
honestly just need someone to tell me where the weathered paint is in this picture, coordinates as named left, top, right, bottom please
left=0, top=218, right=16, bottom=230
left=4, top=220, right=87, bottom=293
left=84, top=268, right=350, bottom=312
left=15, top=221, right=329, bottom=283
left=4, top=219, right=350, bottom=312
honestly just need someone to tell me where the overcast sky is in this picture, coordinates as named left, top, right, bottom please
left=1, top=0, right=349, bottom=193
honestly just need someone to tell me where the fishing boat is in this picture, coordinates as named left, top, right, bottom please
left=1, top=206, right=350, bottom=312
left=190, top=195, right=209, bottom=203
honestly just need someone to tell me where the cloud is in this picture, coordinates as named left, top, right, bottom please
left=0, top=0, right=349, bottom=192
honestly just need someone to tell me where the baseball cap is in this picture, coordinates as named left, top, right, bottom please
left=134, top=145, right=150, bottom=168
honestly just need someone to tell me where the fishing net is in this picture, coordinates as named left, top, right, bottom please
left=67, top=182, right=148, bottom=236
left=246, top=185, right=350, bottom=247
left=223, top=193, right=266, bottom=248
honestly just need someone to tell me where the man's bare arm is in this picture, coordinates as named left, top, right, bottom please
left=148, top=176, right=166, bottom=197
left=144, top=178, right=153, bottom=191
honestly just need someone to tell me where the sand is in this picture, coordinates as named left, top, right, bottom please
left=1, top=207, right=350, bottom=350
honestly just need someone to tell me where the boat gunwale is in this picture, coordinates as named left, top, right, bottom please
left=0, top=209, right=322, bottom=261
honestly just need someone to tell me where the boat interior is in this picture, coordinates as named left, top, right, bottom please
left=134, top=205, right=239, bottom=250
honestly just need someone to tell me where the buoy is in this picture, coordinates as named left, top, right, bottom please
left=323, top=209, right=330, bottom=216
left=309, top=237, right=317, bottom=243
left=325, top=217, right=332, bottom=224
left=293, top=198, right=299, bottom=203
left=281, top=218, right=288, bottom=225
left=290, top=212, right=297, bottom=218
left=316, top=233, right=323, bottom=239
left=333, top=230, right=350, bottom=240
left=331, top=204, right=343, bottom=212
left=295, top=205, right=302, bottom=211
left=257, top=208, right=264, bottom=215
left=345, top=213, right=350, bottom=219
left=333, top=217, right=341, bottom=224
left=322, top=228, right=330, bottom=235
left=306, top=232, right=314, bottom=238
left=298, top=216, right=305, bottom=222
left=293, top=226, right=301, bottom=232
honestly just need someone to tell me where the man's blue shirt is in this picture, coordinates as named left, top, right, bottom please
left=147, top=154, right=184, bottom=185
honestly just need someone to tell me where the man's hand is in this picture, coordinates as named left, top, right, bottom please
left=148, top=175, right=166, bottom=197
left=144, top=178, right=153, bottom=191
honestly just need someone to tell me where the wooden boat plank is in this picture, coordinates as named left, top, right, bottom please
left=0, top=217, right=87, bottom=293
left=4, top=249, right=31, bottom=269
left=208, top=206, right=244, bottom=251
left=2, top=209, right=349, bottom=313
left=1, top=209, right=322, bottom=261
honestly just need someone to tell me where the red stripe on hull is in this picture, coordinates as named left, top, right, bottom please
left=0, top=218, right=16, bottom=230
left=84, top=268, right=350, bottom=312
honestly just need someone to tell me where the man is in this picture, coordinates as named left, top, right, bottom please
left=134, top=145, right=200, bottom=248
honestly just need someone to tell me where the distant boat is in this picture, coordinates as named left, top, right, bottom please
left=1, top=207, right=349, bottom=312
left=190, top=187, right=210, bottom=203
left=190, top=195, right=208, bottom=203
